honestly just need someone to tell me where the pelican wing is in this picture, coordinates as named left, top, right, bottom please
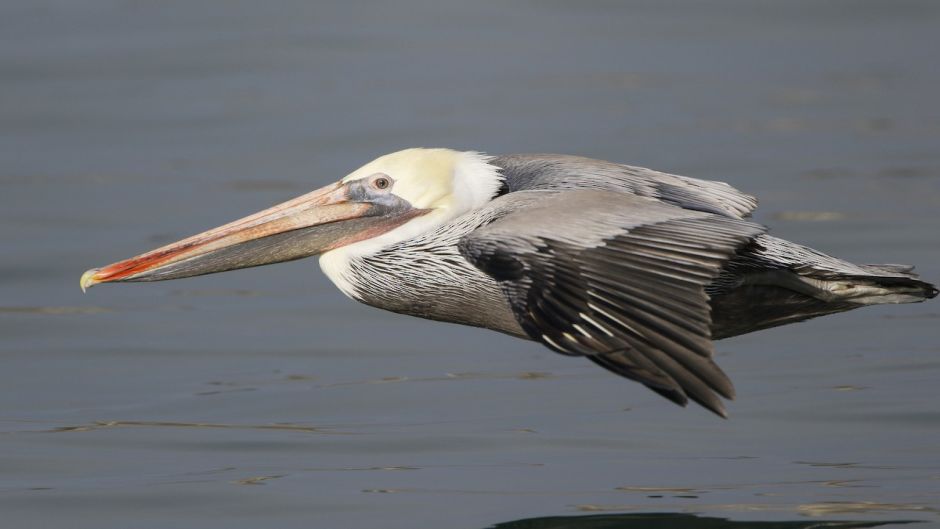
left=493, top=154, right=758, bottom=219
left=459, top=190, right=766, bottom=416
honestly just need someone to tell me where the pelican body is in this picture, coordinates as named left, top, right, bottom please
left=81, top=149, right=937, bottom=416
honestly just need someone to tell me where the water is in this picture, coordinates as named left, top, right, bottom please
left=1, top=1, right=939, bottom=528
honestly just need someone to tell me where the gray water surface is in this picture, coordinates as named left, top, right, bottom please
left=2, top=2, right=939, bottom=528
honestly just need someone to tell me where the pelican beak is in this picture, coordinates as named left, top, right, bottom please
left=80, top=181, right=414, bottom=291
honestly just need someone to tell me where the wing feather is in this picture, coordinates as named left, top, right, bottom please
left=493, top=154, right=758, bottom=219
left=459, top=190, right=765, bottom=416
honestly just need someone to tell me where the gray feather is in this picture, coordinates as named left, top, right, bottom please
left=459, top=190, right=765, bottom=417
left=492, top=154, right=758, bottom=219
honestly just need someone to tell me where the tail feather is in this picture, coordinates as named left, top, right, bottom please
left=860, top=263, right=917, bottom=275
left=809, top=274, right=937, bottom=304
left=853, top=263, right=939, bottom=300
left=709, top=235, right=937, bottom=339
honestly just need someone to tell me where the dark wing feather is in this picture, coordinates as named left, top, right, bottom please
left=459, top=190, right=765, bottom=417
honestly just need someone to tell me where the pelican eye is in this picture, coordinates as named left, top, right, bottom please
left=371, top=175, right=392, bottom=190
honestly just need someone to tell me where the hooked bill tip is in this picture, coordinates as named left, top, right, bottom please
left=80, top=268, right=101, bottom=293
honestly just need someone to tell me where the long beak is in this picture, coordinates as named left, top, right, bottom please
left=80, top=181, right=386, bottom=291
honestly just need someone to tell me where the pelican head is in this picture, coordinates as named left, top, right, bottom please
left=80, top=148, right=502, bottom=291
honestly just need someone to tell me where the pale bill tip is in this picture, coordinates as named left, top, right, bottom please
left=80, top=268, right=101, bottom=293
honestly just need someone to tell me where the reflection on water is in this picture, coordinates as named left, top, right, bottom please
left=489, top=512, right=914, bottom=529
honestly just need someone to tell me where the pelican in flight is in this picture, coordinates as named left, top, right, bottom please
left=81, top=149, right=937, bottom=416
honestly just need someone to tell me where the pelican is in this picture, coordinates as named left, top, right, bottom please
left=80, top=149, right=938, bottom=416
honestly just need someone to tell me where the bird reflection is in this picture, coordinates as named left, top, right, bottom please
left=486, top=512, right=915, bottom=529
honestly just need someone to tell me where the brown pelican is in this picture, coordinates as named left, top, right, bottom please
left=80, top=148, right=938, bottom=417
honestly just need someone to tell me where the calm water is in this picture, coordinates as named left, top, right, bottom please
left=2, top=2, right=939, bottom=528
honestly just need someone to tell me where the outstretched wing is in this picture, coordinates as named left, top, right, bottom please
left=459, top=190, right=765, bottom=416
left=493, top=154, right=759, bottom=219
